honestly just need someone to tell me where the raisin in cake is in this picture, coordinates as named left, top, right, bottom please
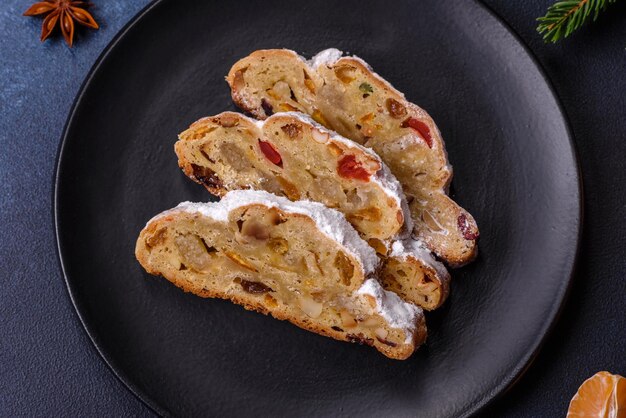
left=227, top=49, right=479, bottom=266
left=135, top=190, right=426, bottom=360
left=175, top=111, right=450, bottom=309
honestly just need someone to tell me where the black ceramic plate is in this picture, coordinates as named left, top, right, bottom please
left=55, top=0, right=581, bottom=416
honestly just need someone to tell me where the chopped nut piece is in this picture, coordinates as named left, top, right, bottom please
left=340, top=310, right=357, bottom=328
left=422, top=210, right=443, bottom=232
left=375, top=328, right=389, bottom=340
left=363, top=156, right=381, bottom=172
left=303, top=252, right=322, bottom=274
left=311, top=128, right=329, bottom=143
left=174, top=234, right=212, bottom=271
left=272, top=81, right=291, bottom=98
left=299, top=295, right=323, bottom=318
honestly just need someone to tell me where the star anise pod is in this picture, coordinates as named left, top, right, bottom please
left=23, top=0, right=99, bottom=48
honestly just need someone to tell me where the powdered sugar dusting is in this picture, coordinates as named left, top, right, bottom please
left=308, top=48, right=343, bottom=69
left=172, top=190, right=379, bottom=275
left=357, top=278, right=423, bottom=343
left=390, top=238, right=450, bottom=281
left=377, top=164, right=413, bottom=234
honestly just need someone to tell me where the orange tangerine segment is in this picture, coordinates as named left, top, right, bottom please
left=567, top=371, right=626, bottom=418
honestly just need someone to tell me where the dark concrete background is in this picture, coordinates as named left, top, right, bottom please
left=1, top=0, right=624, bottom=416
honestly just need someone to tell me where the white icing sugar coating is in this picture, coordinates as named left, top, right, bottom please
left=378, top=164, right=414, bottom=234
left=164, top=190, right=379, bottom=275
left=390, top=238, right=450, bottom=281
left=357, top=278, right=423, bottom=343
left=308, top=48, right=343, bottom=69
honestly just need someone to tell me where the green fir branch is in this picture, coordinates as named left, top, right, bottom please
left=537, top=0, right=617, bottom=43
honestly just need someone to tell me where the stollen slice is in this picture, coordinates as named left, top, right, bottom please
left=135, top=190, right=426, bottom=360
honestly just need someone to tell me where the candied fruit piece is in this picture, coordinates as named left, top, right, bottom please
left=458, top=214, right=479, bottom=240
left=401, top=117, right=433, bottom=148
left=334, top=251, right=354, bottom=286
left=258, top=140, right=283, bottom=167
left=337, top=155, right=371, bottom=181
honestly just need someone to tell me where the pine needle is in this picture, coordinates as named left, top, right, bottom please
left=537, top=0, right=617, bottom=43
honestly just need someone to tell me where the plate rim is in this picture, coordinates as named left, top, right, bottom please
left=52, top=0, right=583, bottom=416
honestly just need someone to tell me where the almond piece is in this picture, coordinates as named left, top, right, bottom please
left=174, top=234, right=212, bottom=271
left=340, top=309, right=358, bottom=328
left=299, top=295, right=323, bottom=318
left=311, top=128, right=329, bottom=143
left=422, top=210, right=444, bottom=232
